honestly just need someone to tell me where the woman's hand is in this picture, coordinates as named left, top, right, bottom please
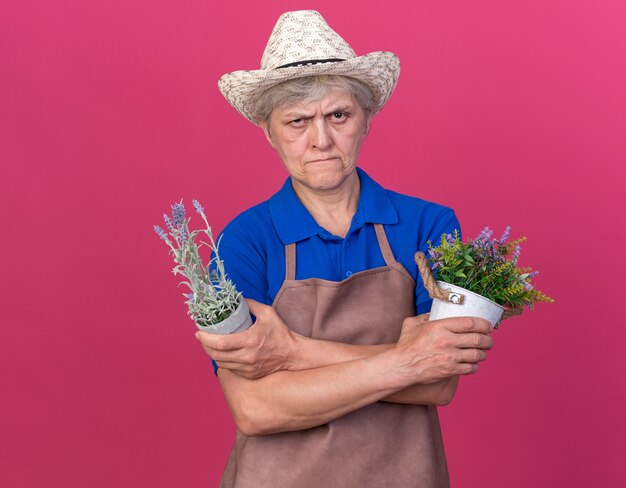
left=390, top=314, right=493, bottom=385
left=196, top=299, right=299, bottom=379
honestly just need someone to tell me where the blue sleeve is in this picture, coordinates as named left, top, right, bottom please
left=208, top=213, right=269, bottom=375
left=415, top=208, right=462, bottom=315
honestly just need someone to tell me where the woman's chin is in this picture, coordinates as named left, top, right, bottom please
left=297, top=167, right=356, bottom=193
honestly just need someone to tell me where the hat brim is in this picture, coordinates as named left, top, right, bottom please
left=218, top=51, right=400, bottom=125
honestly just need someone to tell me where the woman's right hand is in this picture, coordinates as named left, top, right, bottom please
left=392, top=314, right=493, bottom=385
left=196, top=299, right=300, bottom=380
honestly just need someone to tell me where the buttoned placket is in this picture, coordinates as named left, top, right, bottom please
left=343, top=236, right=353, bottom=278
left=341, top=209, right=366, bottom=279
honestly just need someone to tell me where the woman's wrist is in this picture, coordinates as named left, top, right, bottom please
left=373, top=347, right=422, bottom=391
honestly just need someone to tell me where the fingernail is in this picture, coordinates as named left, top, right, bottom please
left=195, top=332, right=200, bottom=340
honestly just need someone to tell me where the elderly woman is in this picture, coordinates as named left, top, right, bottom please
left=197, top=10, right=493, bottom=488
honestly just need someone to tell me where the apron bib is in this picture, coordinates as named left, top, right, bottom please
left=221, top=224, right=449, bottom=487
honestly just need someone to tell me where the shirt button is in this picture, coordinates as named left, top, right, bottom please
left=345, top=270, right=353, bottom=277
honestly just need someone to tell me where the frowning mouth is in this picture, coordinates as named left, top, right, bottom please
left=307, top=157, right=339, bottom=164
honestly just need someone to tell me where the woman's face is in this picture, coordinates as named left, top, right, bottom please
left=261, top=89, right=369, bottom=194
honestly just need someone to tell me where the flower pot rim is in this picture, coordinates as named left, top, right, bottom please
left=436, top=281, right=505, bottom=311
left=195, top=295, right=252, bottom=334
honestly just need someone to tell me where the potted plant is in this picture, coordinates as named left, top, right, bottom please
left=414, top=227, right=553, bottom=328
left=154, top=200, right=252, bottom=334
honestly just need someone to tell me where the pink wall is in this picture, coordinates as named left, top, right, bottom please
left=2, top=1, right=624, bottom=486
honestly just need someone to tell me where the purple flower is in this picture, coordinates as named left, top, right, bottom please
left=446, top=233, right=455, bottom=245
left=512, top=244, right=521, bottom=264
left=192, top=199, right=204, bottom=215
left=500, top=226, right=511, bottom=245
left=163, top=214, right=175, bottom=232
left=429, top=248, right=441, bottom=260
left=171, top=202, right=186, bottom=228
left=472, top=227, right=493, bottom=252
left=522, top=270, right=539, bottom=290
left=179, top=227, right=189, bottom=247
left=477, top=227, right=493, bottom=243
left=489, top=239, right=498, bottom=258
left=154, top=225, right=168, bottom=241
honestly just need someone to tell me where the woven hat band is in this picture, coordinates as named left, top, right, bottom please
left=276, top=58, right=346, bottom=69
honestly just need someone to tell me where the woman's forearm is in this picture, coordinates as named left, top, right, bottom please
left=201, top=302, right=456, bottom=406
left=291, top=334, right=458, bottom=406
left=218, top=351, right=411, bottom=436
left=215, top=315, right=491, bottom=436
left=382, top=375, right=459, bottom=405
left=291, top=334, right=390, bottom=368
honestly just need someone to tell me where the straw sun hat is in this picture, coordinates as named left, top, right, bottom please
left=218, top=10, right=400, bottom=125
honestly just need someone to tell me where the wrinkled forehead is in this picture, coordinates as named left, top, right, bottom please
left=273, top=89, right=360, bottom=115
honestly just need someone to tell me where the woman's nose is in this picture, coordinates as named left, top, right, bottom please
left=310, top=119, right=332, bottom=149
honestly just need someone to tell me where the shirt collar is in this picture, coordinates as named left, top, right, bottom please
left=356, top=167, right=398, bottom=226
left=269, top=167, right=398, bottom=244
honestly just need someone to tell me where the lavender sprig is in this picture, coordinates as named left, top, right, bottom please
left=154, top=225, right=169, bottom=242
left=500, top=226, right=511, bottom=245
left=154, top=199, right=241, bottom=327
left=192, top=199, right=204, bottom=215
left=164, top=214, right=175, bottom=232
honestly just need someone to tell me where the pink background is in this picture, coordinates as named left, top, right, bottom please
left=2, top=1, right=625, bottom=486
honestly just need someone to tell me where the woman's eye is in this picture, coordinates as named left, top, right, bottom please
left=330, top=112, right=347, bottom=122
left=289, top=118, right=305, bottom=127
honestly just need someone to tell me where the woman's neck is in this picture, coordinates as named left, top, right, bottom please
left=292, top=172, right=360, bottom=238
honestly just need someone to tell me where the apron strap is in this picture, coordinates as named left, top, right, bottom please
left=284, top=242, right=296, bottom=280
left=374, top=223, right=397, bottom=266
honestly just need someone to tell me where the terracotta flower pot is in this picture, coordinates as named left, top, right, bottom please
left=429, top=281, right=505, bottom=328
left=195, top=296, right=253, bottom=334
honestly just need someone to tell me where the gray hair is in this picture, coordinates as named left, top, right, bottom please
left=253, top=75, right=376, bottom=125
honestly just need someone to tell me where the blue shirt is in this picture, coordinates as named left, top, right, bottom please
left=218, top=167, right=461, bottom=314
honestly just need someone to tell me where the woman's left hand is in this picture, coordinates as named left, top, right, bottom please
left=196, top=299, right=299, bottom=379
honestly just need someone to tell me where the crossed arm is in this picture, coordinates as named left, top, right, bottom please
left=197, top=299, right=492, bottom=436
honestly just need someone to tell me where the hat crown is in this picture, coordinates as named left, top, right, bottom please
left=260, top=11, right=357, bottom=70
